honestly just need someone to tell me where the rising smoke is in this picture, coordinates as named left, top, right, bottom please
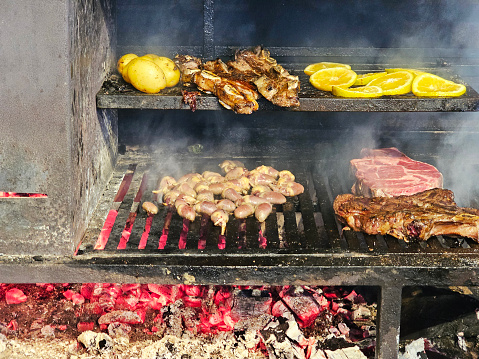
left=116, top=1, right=479, bottom=204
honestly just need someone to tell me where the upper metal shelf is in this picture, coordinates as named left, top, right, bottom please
left=96, top=66, right=479, bottom=112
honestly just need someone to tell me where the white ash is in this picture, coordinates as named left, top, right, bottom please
left=108, top=322, right=132, bottom=344
left=41, top=325, right=55, bottom=338
left=140, top=333, right=263, bottom=359
left=77, top=330, right=114, bottom=353
left=235, top=313, right=274, bottom=350
left=324, top=346, right=367, bottom=359
left=398, top=338, right=427, bottom=359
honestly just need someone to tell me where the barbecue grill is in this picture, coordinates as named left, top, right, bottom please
left=2, top=1, right=479, bottom=358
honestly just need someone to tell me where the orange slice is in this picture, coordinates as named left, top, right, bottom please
left=385, top=68, right=425, bottom=77
left=367, top=71, right=413, bottom=96
left=412, top=73, right=466, bottom=97
left=332, top=85, right=383, bottom=98
left=354, top=72, right=388, bottom=86
left=309, top=68, right=357, bottom=92
left=304, top=62, right=351, bottom=76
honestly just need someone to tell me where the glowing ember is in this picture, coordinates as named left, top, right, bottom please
left=5, top=288, right=27, bottom=304
left=0, top=283, right=377, bottom=357
left=0, top=192, right=47, bottom=198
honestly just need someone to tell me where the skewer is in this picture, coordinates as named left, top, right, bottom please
left=258, top=221, right=267, bottom=249
left=138, top=214, right=153, bottom=249
left=218, top=234, right=226, bottom=250
left=158, top=206, right=173, bottom=249
left=237, top=219, right=247, bottom=249
left=178, top=219, right=190, bottom=249
left=118, top=173, right=149, bottom=250
left=198, top=214, right=209, bottom=250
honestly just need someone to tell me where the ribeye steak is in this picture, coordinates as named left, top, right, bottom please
left=350, top=147, right=443, bottom=197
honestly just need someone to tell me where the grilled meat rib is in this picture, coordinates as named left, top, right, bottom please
left=333, top=188, right=479, bottom=242
left=350, top=147, right=443, bottom=197
left=175, top=46, right=300, bottom=113
left=232, top=46, right=300, bottom=107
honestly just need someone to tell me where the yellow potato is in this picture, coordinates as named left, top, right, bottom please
left=141, top=54, right=161, bottom=61
left=117, top=53, right=138, bottom=75
left=122, top=61, right=133, bottom=83
left=127, top=57, right=166, bottom=94
left=140, top=55, right=180, bottom=87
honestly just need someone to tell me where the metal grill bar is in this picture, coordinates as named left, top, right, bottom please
left=81, top=156, right=479, bottom=256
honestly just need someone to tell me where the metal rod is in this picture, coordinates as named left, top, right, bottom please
left=203, top=0, right=215, bottom=58
left=376, top=285, right=403, bottom=359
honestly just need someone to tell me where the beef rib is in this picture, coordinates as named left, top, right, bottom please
left=350, top=147, right=443, bottom=197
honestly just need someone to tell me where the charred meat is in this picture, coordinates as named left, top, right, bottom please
left=333, top=188, right=479, bottom=242
left=175, top=46, right=300, bottom=113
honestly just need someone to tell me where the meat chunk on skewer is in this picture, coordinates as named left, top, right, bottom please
left=225, top=166, right=247, bottom=180
left=142, top=201, right=158, bottom=215
left=258, top=191, right=287, bottom=204
left=237, top=195, right=269, bottom=207
left=209, top=182, right=227, bottom=195
left=255, top=202, right=273, bottom=223
left=234, top=203, right=256, bottom=219
left=176, top=202, right=196, bottom=222
left=254, top=165, right=279, bottom=179
left=162, top=189, right=181, bottom=205
left=174, top=183, right=197, bottom=198
left=194, top=201, right=218, bottom=216
left=211, top=209, right=229, bottom=235
left=196, top=189, right=215, bottom=202
left=216, top=199, right=236, bottom=213
left=219, top=160, right=245, bottom=174
left=222, top=187, right=243, bottom=202
left=247, top=171, right=276, bottom=186
left=154, top=176, right=177, bottom=194
left=271, top=181, right=304, bottom=197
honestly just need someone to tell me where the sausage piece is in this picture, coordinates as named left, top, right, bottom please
left=258, top=191, right=287, bottom=204
left=142, top=201, right=158, bottom=215
left=222, top=187, right=243, bottom=202
left=234, top=203, right=255, bottom=219
left=177, top=203, right=196, bottom=222
left=255, top=202, right=273, bottom=222
left=194, top=201, right=218, bottom=216
left=216, top=199, right=236, bottom=213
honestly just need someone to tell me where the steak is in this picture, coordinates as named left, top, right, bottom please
left=350, top=147, right=443, bottom=197
left=333, top=188, right=479, bottom=242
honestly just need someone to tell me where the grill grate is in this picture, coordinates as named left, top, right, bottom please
left=78, top=154, right=479, bottom=256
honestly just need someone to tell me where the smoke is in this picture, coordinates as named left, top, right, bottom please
left=115, top=1, right=479, bottom=206
left=435, top=114, right=479, bottom=207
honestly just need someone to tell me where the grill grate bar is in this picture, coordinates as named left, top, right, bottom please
left=93, top=164, right=136, bottom=250
left=296, top=172, right=322, bottom=249
left=311, top=167, right=340, bottom=249
left=83, top=157, right=479, bottom=257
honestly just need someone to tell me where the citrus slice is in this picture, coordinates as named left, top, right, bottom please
left=412, top=73, right=466, bottom=97
left=309, top=68, right=357, bottom=92
left=385, top=68, right=425, bottom=77
left=304, top=62, right=351, bottom=76
left=366, top=71, right=413, bottom=96
left=332, top=85, right=383, bottom=98
left=354, top=72, right=387, bottom=86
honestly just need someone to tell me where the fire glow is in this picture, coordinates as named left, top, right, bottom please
left=0, top=192, right=47, bottom=198
left=0, top=283, right=376, bottom=358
